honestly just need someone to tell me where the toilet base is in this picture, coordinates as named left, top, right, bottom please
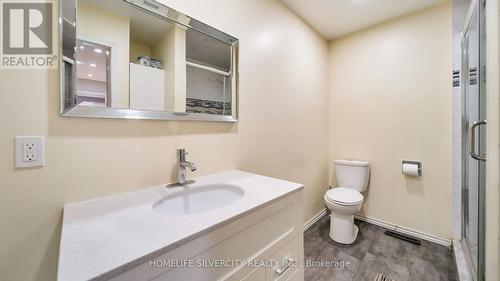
left=329, top=213, right=359, bottom=244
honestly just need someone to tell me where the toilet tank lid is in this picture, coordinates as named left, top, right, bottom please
left=335, top=160, right=369, bottom=167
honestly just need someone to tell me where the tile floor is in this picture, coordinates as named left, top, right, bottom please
left=304, top=215, right=458, bottom=281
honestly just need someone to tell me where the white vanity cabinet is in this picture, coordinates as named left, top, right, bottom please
left=58, top=171, right=304, bottom=281
left=110, top=191, right=304, bottom=281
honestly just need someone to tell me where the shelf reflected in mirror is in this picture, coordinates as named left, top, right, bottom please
left=60, top=0, right=239, bottom=122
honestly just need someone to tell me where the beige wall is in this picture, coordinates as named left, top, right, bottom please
left=130, top=42, right=152, bottom=62
left=329, top=3, right=453, bottom=239
left=0, top=0, right=329, bottom=280
left=77, top=1, right=130, bottom=108
left=151, top=25, right=187, bottom=112
left=485, top=0, right=500, bottom=279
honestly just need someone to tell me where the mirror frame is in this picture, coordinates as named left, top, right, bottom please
left=59, top=0, right=239, bottom=122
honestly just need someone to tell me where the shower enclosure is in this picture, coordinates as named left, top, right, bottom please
left=460, top=0, right=486, bottom=280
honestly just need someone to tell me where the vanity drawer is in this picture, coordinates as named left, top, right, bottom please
left=116, top=192, right=303, bottom=281
left=266, top=236, right=299, bottom=281
left=240, top=266, right=266, bottom=281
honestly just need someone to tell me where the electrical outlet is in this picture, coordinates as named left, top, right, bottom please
left=23, top=142, right=37, bottom=162
left=15, top=136, right=45, bottom=168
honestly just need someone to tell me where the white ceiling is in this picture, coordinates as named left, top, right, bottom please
left=279, top=0, right=447, bottom=39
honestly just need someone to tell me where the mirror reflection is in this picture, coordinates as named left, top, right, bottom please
left=186, top=30, right=233, bottom=115
left=61, top=0, right=238, bottom=121
left=75, top=40, right=111, bottom=108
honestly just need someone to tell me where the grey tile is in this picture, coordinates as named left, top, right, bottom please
left=416, top=241, right=456, bottom=270
left=312, top=247, right=362, bottom=281
left=304, top=238, right=325, bottom=260
left=305, top=266, right=352, bottom=281
left=367, top=230, right=420, bottom=268
left=304, top=217, right=458, bottom=281
left=410, top=257, right=440, bottom=281
left=417, top=241, right=450, bottom=258
left=409, top=256, right=458, bottom=281
left=409, top=242, right=459, bottom=281
left=304, top=265, right=320, bottom=281
left=304, top=220, right=321, bottom=240
left=304, top=225, right=321, bottom=242
left=304, top=224, right=324, bottom=260
left=353, top=253, right=410, bottom=281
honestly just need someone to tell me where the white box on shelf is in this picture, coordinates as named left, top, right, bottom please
left=129, top=63, right=165, bottom=111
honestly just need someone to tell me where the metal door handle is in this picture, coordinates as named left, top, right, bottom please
left=275, top=257, right=295, bottom=277
left=470, top=120, right=487, bottom=161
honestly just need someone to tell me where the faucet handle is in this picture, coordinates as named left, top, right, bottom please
left=178, top=148, right=188, bottom=162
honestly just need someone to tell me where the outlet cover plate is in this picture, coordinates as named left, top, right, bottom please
left=15, top=136, right=45, bottom=168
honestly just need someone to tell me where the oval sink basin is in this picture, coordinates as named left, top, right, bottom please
left=154, top=184, right=245, bottom=215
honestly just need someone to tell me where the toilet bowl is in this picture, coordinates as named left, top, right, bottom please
left=325, top=160, right=369, bottom=244
left=324, top=187, right=364, bottom=244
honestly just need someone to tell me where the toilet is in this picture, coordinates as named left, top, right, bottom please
left=324, top=160, right=370, bottom=244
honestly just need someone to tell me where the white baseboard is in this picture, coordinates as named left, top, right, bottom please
left=355, top=215, right=452, bottom=247
left=302, top=210, right=451, bottom=247
left=303, top=208, right=327, bottom=231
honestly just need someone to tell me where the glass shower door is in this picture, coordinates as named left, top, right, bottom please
left=461, top=0, right=486, bottom=280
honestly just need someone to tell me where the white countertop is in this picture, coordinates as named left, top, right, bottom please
left=57, top=170, right=303, bottom=281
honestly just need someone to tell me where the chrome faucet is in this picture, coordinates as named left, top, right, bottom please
left=176, top=148, right=197, bottom=185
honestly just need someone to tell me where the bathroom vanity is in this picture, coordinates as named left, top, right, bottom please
left=57, top=171, right=304, bottom=281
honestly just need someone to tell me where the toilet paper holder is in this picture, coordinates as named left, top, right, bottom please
left=402, top=160, right=422, bottom=176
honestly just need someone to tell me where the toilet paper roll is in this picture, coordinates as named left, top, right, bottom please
left=402, top=163, right=420, bottom=176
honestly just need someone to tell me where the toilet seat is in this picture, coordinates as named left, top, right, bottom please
left=325, top=187, right=363, bottom=206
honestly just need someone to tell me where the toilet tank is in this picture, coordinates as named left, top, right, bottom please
left=335, top=160, right=370, bottom=192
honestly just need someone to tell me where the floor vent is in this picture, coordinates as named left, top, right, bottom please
left=374, top=273, right=397, bottom=281
left=384, top=229, right=421, bottom=245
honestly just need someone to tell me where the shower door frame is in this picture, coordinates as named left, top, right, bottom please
left=460, top=0, right=486, bottom=280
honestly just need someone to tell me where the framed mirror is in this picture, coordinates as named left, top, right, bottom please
left=59, top=0, right=239, bottom=122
